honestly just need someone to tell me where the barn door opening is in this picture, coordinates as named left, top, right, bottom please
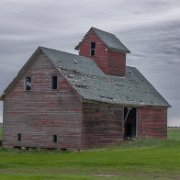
left=124, top=107, right=137, bottom=139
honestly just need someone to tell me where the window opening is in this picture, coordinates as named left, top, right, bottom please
left=53, top=135, right=57, bottom=143
left=90, top=42, right=96, bottom=56
left=17, top=133, right=22, bottom=141
left=52, top=76, right=58, bottom=89
left=25, top=77, right=31, bottom=90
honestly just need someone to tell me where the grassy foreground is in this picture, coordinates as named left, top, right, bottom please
left=0, top=123, right=2, bottom=140
left=0, top=128, right=180, bottom=179
left=168, top=127, right=180, bottom=141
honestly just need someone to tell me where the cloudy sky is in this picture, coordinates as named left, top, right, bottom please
left=0, top=0, right=180, bottom=126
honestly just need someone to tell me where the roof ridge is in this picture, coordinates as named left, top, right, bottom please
left=40, top=46, right=96, bottom=61
left=91, top=27, right=115, bottom=36
left=40, top=46, right=79, bottom=57
left=75, top=27, right=130, bottom=53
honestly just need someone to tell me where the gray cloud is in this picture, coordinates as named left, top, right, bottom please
left=0, top=0, right=180, bottom=126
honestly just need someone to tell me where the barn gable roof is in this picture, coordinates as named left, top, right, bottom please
left=42, top=47, right=169, bottom=107
left=75, top=27, right=131, bottom=53
left=0, top=47, right=170, bottom=107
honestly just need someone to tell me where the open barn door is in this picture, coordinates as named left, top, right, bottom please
left=124, top=107, right=137, bottom=139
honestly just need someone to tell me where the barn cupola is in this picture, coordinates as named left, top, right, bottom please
left=75, top=27, right=130, bottom=76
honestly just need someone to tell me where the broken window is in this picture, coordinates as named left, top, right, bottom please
left=52, top=76, right=58, bottom=89
left=25, top=77, right=31, bottom=91
left=90, top=42, right=96, bottom=56
left=53, top=135, right=57, bottom=143
left=17, top=133, right=22, bottom=141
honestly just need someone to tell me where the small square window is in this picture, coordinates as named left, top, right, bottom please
left=53, top=135, right=57, bottom=143
left=17, top=133, right=22, bottom=141
left=52, top=76, right=58, bottom=89
left=25, top=77, right=31, bottom=91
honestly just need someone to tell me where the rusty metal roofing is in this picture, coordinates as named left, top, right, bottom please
left=75, top=27, right=130, bottom=53
left=42, top=47, right=170, bottom=107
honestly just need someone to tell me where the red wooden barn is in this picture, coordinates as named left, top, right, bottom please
left=0, top=27, right=170, bottom=150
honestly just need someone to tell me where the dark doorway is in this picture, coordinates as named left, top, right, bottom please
left=124, top=107, right=137, bottom=139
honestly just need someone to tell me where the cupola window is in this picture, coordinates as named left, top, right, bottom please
left=90, top=42, right=96, bottom=56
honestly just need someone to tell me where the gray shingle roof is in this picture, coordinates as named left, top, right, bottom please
left=42, top=47, right=170, bottom=107
left=75, top=27, right=130, bottom=53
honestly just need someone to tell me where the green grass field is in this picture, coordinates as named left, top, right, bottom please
left=168, top=127, right=180, bottom=141
left=0, top=123, right=2, bottom=140
left=0, top=126, right=180, bottom=179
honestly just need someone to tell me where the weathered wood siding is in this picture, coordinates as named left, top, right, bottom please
left=138, top=106, right=167, bottom=138
left=79, top=30, right=126, bottom=76
left=3, top=52, right=82, bottom=149
left=81, top=101, right=123, bottom=149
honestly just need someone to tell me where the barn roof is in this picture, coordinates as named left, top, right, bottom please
left=41, top=47, right=170, bottom=107
left=0, top=46, right=170, bottom=107
left=75, top=27, right=130, bottom=53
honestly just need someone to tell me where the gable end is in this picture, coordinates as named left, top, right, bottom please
left=75, top=27, right=130, bottom=53
left=0, top=48, right=42, bottom=100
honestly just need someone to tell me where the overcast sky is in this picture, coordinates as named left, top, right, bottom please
left=0, top=0, right=180, bottom=126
